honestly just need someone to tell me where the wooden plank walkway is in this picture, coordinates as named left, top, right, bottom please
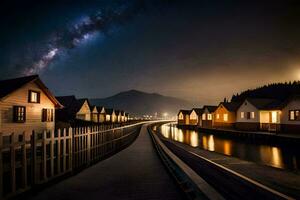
left=26, top=124, right=184, bottom=200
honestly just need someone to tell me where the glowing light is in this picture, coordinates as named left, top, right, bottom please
left=190, top=131, right=199, bottom=147
left=208, top=135, right=215, bottom=151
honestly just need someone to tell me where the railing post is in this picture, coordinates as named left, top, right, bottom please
left=22, top=132, right=27, bottom=189
left=69, top=127, right=73, bottom=171
left=57, top=129, right=61, bottom=174
left=87, top=127, right=91, bottom=165
left=63, top=129, right=67, bottom=172
left=31, top=130, right=37, bottom=185
left=10, top=132, right=16, bottom=193
left=0, top=133, right=3, bottom=198
left=43, top=131, right=47, bottom=181
left=50, top=130, right=54, bottom=177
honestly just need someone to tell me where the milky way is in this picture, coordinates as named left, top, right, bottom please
left=22, top=0, right=148, bottom=75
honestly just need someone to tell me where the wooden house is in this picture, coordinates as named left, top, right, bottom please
left=213, top=102, right=241, bottom=128
left=97, top=106, right=106, bottom=123
left=121, top=111, right=126, bottom=122
left=115, top=110, right=122, bottom=123
left=191, top=108, right=204, bottom=127
left=125, top=113, right=129, bottom=122
left=188, top=109, right=199, bottom=126
left=277, top=96, right=300, bottom=133
left=56, top=96, right=92, bottom=122
left=0, top=75, right=62, bottom=138
left=177, top=110, right=190, bottom=125
left=236, top=98, right=281, bottom=131
left=90, top=105, right=98, bottom=123
left=106, top=109, right=116, bottom=123
left=201, top=106, right=217, bottom=128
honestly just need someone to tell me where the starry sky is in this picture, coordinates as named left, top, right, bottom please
left=1, top=0, right=300, bottom=105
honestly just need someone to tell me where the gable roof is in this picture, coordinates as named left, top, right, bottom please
left=178, top=109, right=190, bottom=115
left=0, top=75, right=62, bottom=108
left=106, top=108, right=115, bottom=115
left=220, top=102, right=241, bottom=112
left=192, top=108, right=204, bottom=115
left=245, top=98, right=281, bottom=110
left=97, top=106, right=105, bottom=113
left=55, top=96, right=90, bottom=121
left=203, top=105, right=218, bottom=113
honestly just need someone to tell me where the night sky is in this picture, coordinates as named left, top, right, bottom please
left=1, top=0, right=300, bottom=105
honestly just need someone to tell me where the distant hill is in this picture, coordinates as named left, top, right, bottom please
left=89, top=90, right=193, bottom=117
left=231, top=81, right=300, bottom=102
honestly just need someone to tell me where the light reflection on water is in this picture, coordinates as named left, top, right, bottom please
left=159, top=123, right=300, bottom=171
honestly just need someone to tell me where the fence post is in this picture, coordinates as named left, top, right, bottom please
left=63, top=129, right=66, bottom=172
left=31, top=131, right=37, bottom=185
left=0, top=133, right=3, bottom=198
left=50, top=130, right=54, bottom=177
left=43, top=131, right=47, bottom=181
left=10, top=133, right=16, bottom=193
left=87, top=127, right=91, bottom=166
left=57, top=129, right=61, bottom=174
left=22, top=132, right=27, bottom=189
left=69, top=127, right=73, bottom=171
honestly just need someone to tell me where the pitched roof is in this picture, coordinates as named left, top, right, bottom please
left=97, top=106, right=105, bottom=113
left=192, top=108, right=204, bottom=115
left=0, top=75, right=62, bottom=108
left=221, top=102, right=241, bottom=112
left=55, top=96, right=90, bottom=121
left=106, top=108, right=115, bottom=115
left=203, top=105, right=218, bottom=113
left=246, top=98, right=281, bottom=110
left=178, top=109, right=190, bottom=115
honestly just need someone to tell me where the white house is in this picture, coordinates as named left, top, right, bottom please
left=0, top=75, right=63, bottom=139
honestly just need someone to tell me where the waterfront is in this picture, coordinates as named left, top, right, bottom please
left=159, top=123, right=300, bottom=171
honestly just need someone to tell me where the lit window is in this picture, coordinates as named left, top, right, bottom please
left=241, top=112, right=244, bottom=119
left=216, top=114, right=220, bottom=119
left=202, top=113, right=206, bottom=120
left=178, top=113, right=184, bottom=120
left=251, top=112, right=255, bottom=119
left=29, top=90, right=40, bottom=103
left=290, top=111, right=295, bottom=120
left=223, top=113, right=228, bottom=122
left=190, top=111, right=197, bottom=120
left=271, top=111, right=277, bottom=123
left=13, top=106, right=26, bottom=123
left=42, top=109, right=54, bottom=122
left=207, top=114, right=212, bottom=120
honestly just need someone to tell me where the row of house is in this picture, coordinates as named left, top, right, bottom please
left=178, top=96, right=300, bottom=133
left=55, top=95, right=129, bottom=124
left=0, top=75, right=130, bottom=137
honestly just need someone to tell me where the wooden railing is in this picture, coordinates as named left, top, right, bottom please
left=0, top=122, right=143, bottom=199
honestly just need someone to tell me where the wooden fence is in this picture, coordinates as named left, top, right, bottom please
left=0, top=123, right=143, bottom=199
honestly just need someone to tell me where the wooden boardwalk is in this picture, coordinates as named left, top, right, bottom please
left=26, top=124, right=184, bottom=200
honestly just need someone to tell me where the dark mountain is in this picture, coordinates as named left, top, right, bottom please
left=231, top=81, right=300, bottom=102
left=89, top=90, right=193, bottom=117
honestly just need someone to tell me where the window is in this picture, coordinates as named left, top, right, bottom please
left=251, top=112, right=255, bottom=119
left=190, top=111, right=197, bottom=120
left=289, top=110, right=300, bottom=121
left=13, top=106, right=26, bottom=122
left=207, top=114, right=212, bottom=120
left=271, top=111, right=278, bottom=123
left=28, top=90, right=40, bottom=103
left=240, top=112, right=244, bottom=119
left=216, top=114, right=220, bottom=119
left=223, top=113, right=228, bottom=122
left=42, top=109, right=54, bottom=122
left=178, top=113, right=184, bottom=120
left=202, top=113, right=206, bottom=120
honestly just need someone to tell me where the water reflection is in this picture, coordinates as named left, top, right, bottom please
left=159, top=123, right=300, bottom=171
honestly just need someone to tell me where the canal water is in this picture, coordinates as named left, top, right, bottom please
left=159, top=123, right=300, bottom=171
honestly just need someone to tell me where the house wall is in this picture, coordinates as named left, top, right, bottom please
left=99, top=114, right=105, bottom=123
left=213, top=105, right=236, bottom=128
left=0, top=81, right=55, bottom=138
left=281, top=99, right=300, bottom=124
left=236, top=100, right=260, bottom=123
left=76, top=101, right=91, bottom=121
left=201, top=108, right=213, bottom=128
left=189, top=110, right=198, bottom=125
